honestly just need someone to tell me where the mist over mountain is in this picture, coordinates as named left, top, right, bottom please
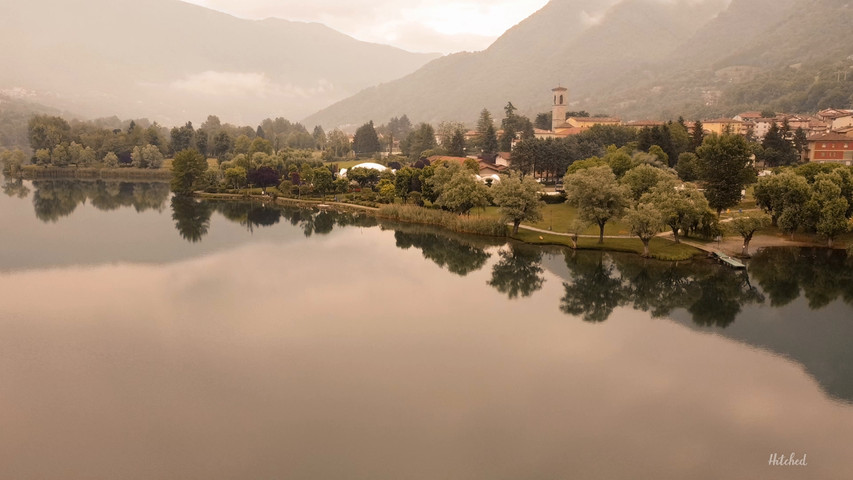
left=0, top=0, right=439, bottom=126
left=305, top=0, right=853, bottom=128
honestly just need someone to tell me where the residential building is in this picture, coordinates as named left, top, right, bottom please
left=702, top=118, right=748, bottom=136
left=806, top=132, right=853, bottom=165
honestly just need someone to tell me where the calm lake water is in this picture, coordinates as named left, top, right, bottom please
left=2, top=178, right=853, bottom=479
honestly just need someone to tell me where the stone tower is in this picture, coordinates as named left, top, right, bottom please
left=552, top=86, right=568, bottom=131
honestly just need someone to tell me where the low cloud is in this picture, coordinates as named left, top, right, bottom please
left=179, top=0, right=549, bottom=54
left=169, top=71, right=335, bottom=98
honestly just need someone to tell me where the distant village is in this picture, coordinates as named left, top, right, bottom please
left=362, top=87, right=853, bottom=184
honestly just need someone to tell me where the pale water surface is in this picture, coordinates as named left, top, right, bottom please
left=1, top=179, right=852, bottom=479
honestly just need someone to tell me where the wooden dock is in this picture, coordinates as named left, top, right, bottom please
left=712, top=251, right=746, bottom=269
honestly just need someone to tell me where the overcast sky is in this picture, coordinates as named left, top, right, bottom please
left=181, top=0, right=550, bottom=54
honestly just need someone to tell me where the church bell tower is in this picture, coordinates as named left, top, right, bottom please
left=552, top=86, right=567, bottom=132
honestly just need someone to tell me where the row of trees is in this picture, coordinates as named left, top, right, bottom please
left=15, top=114, right=346, bottom=169
left=350, top=102, right=537, bottom=161
left=557, top=133, right=766, bottom=256
left=754, top=164, right=853, bottom=247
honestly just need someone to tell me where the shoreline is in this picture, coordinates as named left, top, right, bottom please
left=20, top=166, right=172, bottom=181
left=197, top=192, right=851, bottom=260
left=196, top=192, right=711, bottom=261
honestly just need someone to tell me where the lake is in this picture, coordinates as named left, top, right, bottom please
left=2, top=178, right=853, bottom=479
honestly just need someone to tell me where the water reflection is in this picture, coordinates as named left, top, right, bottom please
left=171, top=196, right=213, bottom=243
left=392, top=228, right=491, bottom=276
left=560, top=253, right=628, bottom=322
left=2, top=177, right=30, bottom=198
left=28, top=179, right=169, bottom=222
left=3, top=180, right=853, bottom=476
left=487, top=244, right=545, bottom=298
left=167, top=200, right=380, bottom=242
left=749, top=247, right=853, bottom=308
left=556, top=252, right=766, bottom=326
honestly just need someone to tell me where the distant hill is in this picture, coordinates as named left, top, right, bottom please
left=305, top=0, right=853, bottom=128
left=0, top=93, right=70, bottom=152
left=0, top=0, right=439, bottom=126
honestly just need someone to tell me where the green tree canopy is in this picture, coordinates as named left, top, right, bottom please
left=170, top=148, right=208, bottom=195
left=352, top=121, right=381, bottom=156
left=696, top=133, right=756, bottom=215
left=565, top=165, right=630, bottom=244
left=623, top=202, right=664, bottom=257
left=728, top=213, right=771, bottom=257
left=491, top=171, right=544, bottom=234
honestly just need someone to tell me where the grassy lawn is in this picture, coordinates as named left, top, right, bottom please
left=474, top=203, right=631, bottom=235
left=511, top=229, right=702, bottom=261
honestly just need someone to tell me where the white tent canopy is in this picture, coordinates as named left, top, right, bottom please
left=340, top=162, right=387, bottom=178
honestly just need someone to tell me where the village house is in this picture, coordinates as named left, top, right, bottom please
left=567, top=116, right=622, bottom=129
left=496, top=152, right=511, bottom=167
left=426, top=155, right=509, bottom=179
left=702, top=118, right=748, bottom=136
left=806, top=132, right=853, bottom=165
left=817, top=108, right=853, bottom=130
left=624, top=120, right=664, bottom=130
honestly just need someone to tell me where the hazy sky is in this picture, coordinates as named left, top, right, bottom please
left=181, top=0, right=551, bottom=54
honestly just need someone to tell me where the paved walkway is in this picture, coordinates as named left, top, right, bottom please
left=516, top=224, right=634, bottom=240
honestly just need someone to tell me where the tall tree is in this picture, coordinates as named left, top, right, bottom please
left=690, top=120, right=704, bottom=152
left=643, top=183, right=709, bottom=244
left=476, top=108, right=498, bottom=155
left=312, top=125, right=326, bottom=150
left=565, top=165, right=630, bottom=244
left=696, top=134, right=756, bottom=215
left=170, top=148, right=207, bottom=195
left=312, top=166, right=333, bottom=199
left=352, top=121, right=381, bottom=156
left=491, top=171, right=544, bottom=234
left=624, top=202, right=664, bottom=257
left=170, top=121, right=195, bottom=154
left=758, top=121, right=798, bottom=167
left=728, top=213, right=770, bottom=257
left=448, top=128, right=466, bottom=157
left=401, top=123, right=437, bottom=160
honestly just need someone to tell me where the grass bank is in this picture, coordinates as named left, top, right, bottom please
left=377, top=204, right=506, bottom=237
left=512, top=229, right=702, bottom=261
left=21, top=165, right=172, bottom=181
left=475, top=203, right=631, bottom=235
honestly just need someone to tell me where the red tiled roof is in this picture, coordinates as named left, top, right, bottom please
left=570, top=116, right=621, bottom=123
left=625, top=120, right=664, bottom=127
left=807, top=132, right=851, bottom=142
left=737, top=111, right=763, bottom=119
left=705, top=118, right=744, bottom=124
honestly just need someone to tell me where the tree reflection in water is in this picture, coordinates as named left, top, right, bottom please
left=749, top=247, right=853, bottom=309
left=393, top=229, right=490, bottom=276
left=2, top=177, right=30, bottom=199
left=29, top=180, right=169, bottom=222
left=170, top=196, right=213, bottom=243
left=560, top=252, right=628, bottom=322
left=488, top=244, right=545, bottom=299
left=559, top=251, right=766, bottom=326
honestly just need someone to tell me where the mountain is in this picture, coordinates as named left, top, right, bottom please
left=304, top=0, right=853, bottom=128
left=0, top=0, right=439, bottom=126
left=0, top=92, right=70, bottom=151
